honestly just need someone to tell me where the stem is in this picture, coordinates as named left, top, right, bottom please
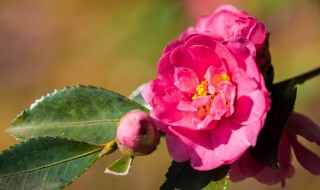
left=275, top=67, right=320, bottom=86
left=99, top=139, right=118, bottom=157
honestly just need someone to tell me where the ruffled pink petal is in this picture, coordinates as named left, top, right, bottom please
left=165, top=126, right=194, bottom=162
left=233, top=68, right=258, bottom=94
left=206, top=65, right=228, bottom=94
left=190, top=142, right=224, bottom=170
left=210, top=94, right=228, bottom=120
left=193, top=115, right=217, bottom=130
left=142, top=78, right=169, bottom=107
left=163, top=39, right=183, bottom=54
left=166, top=126, right=224, bottom=170
left=141, top=81, right=156, bottom=107
left=174, top=67, right=199, bottom=94
left=214, top=5, right=239, bottom=15
left=211, top=119, right=251, bottom=163
left=213, top=41, right=239, bottom=77
left=243, top=112, right=266, bottom=146
left=174, top=98, right=216, bottom=130
left=192, top=95, right=211, bottom=108
left=246, top=22, right=267, bottom=51
left=223, top=38, right=262, bottom=83
left=185, top=35, right=223, bottom=78
left=287, top=112, right=320, bottom=145
left=151, top=87, right=183, bottom=123
left=170, top=44, right=204, bottom=78
left=217, top=81, right=236, bottom=117
left=177, top=100, right=197, bottom=112
left=231, top=89, right=268, bottom=125
left=185, top=34, right=215, bottom=48
left=213, top=5, right=266, bottom=51
left=166, top=112, right=216, bottom=131
left=157, top=52, right=175, bottom=82
left=288, top=133, right=320, bottom=175
left=196, top=5, right=238, bottom=38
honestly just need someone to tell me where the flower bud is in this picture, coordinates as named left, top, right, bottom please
left=116, top=110, right=160, bottom=156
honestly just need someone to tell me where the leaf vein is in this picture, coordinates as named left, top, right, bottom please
left=0, top=148, right=102, bottom=178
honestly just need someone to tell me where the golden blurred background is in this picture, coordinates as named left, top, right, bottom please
left=0, top=0, right=319, bottom=189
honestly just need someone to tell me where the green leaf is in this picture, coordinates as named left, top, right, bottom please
left=250, top=80, right=297, bottom=170
left=160, top=161, right=230, bottom=190
left=129, top=83, right=151, bottom=110
left=104, top=155, right=133, bottom=176
left=0, top=137, right=102, bottom=190
left=6, top=86, right=147, bottom=144
left=201, top=176, right=228, bottom=190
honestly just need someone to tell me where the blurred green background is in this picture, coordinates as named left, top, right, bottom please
left=0, top=0, right=319, bottom=189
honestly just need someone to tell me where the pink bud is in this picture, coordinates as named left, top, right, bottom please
left=116, top=110, right=160, bottom=156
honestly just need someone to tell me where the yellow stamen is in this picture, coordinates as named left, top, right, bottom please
left=192, top=73, right=230, bottom=117
left=192, top=80, right=208, bottom=100
left=210, top=73, right=230, bottom=86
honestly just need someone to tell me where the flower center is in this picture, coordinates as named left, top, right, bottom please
left=210, top=73, right=230, bottom=86
left=192, top=73, right=230, bottom=117
left=192, top=80, right=208, bottom=100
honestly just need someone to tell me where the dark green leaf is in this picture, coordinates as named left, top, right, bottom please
left=104, top=155, right=133, bottom=176
left=276, top=67, right=320, bottom=86
left=129, top=83, right=150, bottom=110
left=6, top=86, right=147, bottom=144
left=201, top=176, right=228, bottom=190
left=0, top=137, right=102, bottom=190
left=160, top=161, right=230, bottom=190
left=250, top=80, right=297, bottom=170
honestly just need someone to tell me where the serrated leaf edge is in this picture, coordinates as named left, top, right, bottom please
left=0, top=136, right=103, bottom=178
left=6, top=85, right=149, bottom=141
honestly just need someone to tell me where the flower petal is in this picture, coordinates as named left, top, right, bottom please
left=289, top=133, right=320, bottom=175
left=231, top=89, right=268, bottom=125
left=174, top=67, right=199, bottom=93
left=287, top=112, right=320, bottom=145
left=211, top=119, right=251, bottom=163
left=210, top=94, right=228, bottom=120
left=237, top=151, right=264, bottom=177
left=158, top=52, right=175, bottom=82
left=243, top=112, right=266, bottom=146
left=229, top=162, right=248, bottom=182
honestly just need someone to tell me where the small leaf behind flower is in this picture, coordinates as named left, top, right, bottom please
left=129, top=83, right=151, bottom=110
left=104, top=156, right=133, bottom=176
left=160, top=161, right=229, bottom=190
left=201, top=177, right=228, bottom=190
left=6, top=86, right=147, bottom=144
left=250, top=80, right=297, bottom=170
left=0, top=137, right=102, bottom=190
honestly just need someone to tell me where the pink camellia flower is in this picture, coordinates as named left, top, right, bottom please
left=142, top=32, right=270, bottom=170
left=181, top=5, right=273, bottom=88
left=230, top=113, right=320, bottom=187
left=116, top=110, right=160, bottom=156
left=181, top=5, right=266, bottom=53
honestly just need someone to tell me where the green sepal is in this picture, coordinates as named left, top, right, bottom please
left=104, top=155, right=133, bottom=176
